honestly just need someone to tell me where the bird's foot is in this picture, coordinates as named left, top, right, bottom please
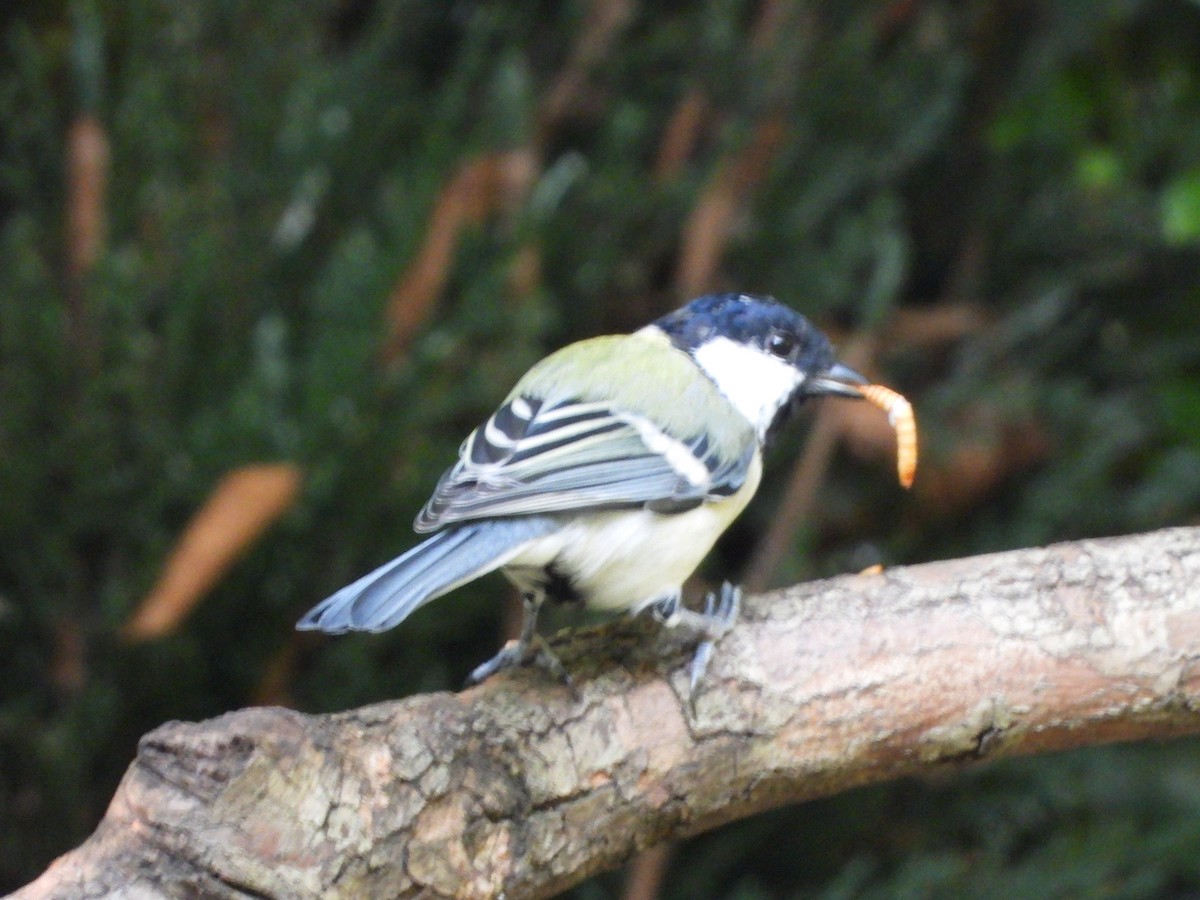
left=652, top=582, right=742, bottom=696
left=686, top=582, right=741, bottom=694
left=465, top=635, right=576, bottom=695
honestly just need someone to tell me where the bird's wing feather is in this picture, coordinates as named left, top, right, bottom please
left=414, top=394, right=756, bottom=531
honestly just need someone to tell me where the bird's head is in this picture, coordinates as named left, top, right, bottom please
left=649, top=293, right=866, bottom=440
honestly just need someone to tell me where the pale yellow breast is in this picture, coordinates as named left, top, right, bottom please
left=504, top=453, right=763, bottom=611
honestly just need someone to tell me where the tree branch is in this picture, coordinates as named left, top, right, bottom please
left=19, top=527, right=1200, bottom=899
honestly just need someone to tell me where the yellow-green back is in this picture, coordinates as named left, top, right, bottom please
left=509, top=331, right=754, bottom=459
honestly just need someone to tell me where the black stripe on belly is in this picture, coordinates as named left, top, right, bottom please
left=541, top=562, right=584, bottom=606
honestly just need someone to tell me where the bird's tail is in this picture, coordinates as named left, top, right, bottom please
left=297, top=517, right=559, bottom=634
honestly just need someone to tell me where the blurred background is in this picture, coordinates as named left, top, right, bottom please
left=3, top=0, right=1200, bottom=895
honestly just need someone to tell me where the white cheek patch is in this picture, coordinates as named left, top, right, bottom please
left=692, top=336, right=805, bottom=437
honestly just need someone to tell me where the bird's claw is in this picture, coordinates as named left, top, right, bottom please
left=465, top=636, right=577, bottom=697
left=688, top=582, right=741, bottom=696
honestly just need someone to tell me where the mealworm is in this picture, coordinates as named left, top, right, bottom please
left=859, top=383, right=918, bottom=489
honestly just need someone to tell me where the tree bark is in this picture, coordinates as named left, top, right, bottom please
left=17, top=527, right=1200, bottom=899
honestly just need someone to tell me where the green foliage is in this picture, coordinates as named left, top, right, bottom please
left=2, top=0, right=1200, bottom=895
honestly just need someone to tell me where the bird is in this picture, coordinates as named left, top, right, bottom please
left=297, top=292, right=868, bottom=691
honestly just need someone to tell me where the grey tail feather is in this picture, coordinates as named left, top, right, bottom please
left=296, top=516, right=560, bottom=634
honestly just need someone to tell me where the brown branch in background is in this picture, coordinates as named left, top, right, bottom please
left=252, top=637, right=301, bottom=708
left=382, top=0, right=634, bottom=368
left=938, top=222, right=989, bottom=304
left=122, top=464, right=303, bottom=643
left=885, top=303, right=987, bottom=348
left=670, top=0, right=811, bottom=297
left=652, top=89, right=709, bottom=182
left=874, top=0, right=919, bottom=39
left=911, top=410, right=1050, bottom=518
left=391, top=0, right=632, bottom=365
left=379, top=151, right=538, bottom=364
left=749, top=0, right=819, bottom=87
left=622, top=843, right=673, bottom=900
left=538, top=0, right=636, bottom=140
left=64, top=113, right=109, bottom=363
left=49, top=618, right=87, bottom=696
left=506, top=244, right=543, bottom=300
left=668, top=0, right=816, bottom=296
left=674, top=117, right=788, bottom=297
left=65, top=115, right=109, bottom=283
left=749, top=0, right=783, bottom=46
left=19, top=527, right=1200, bottom=899
left=53, top=112, right=113, bottom=698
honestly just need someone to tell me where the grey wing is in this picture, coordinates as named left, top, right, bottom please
left=414, top=395, right=756, bottom=532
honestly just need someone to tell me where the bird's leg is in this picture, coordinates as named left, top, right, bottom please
left=651, top=583, right=741, bottom=693
left=466, top=591, right=575, bottom=691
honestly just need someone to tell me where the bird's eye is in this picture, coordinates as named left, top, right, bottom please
left=766, top=332, right=796, bottom=359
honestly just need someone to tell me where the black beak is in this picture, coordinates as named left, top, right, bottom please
left=807, top=361, right=868, bottom=398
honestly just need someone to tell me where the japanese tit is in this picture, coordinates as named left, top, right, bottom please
left=298, top=293, right=867, bottom=689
